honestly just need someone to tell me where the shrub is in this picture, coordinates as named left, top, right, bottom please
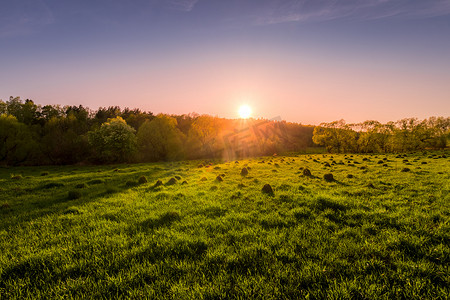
left=240, top=167, right=249, bottom=176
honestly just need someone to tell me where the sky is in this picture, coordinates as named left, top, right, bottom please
left=1, top=0, right=449, bottom=125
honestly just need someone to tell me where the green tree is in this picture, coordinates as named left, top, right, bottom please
left=41, top=115, right=90, bottom=164
left=88, top=116, right=137, bottom=163
left=186, top=115, right=224, bottom=158
left=0, top=115, right=38, bottom=165
left=6, top=97, right=40, bottom=125
left=0, top=100, right=6, bottom=114
left=137, top=114, right=184, bottom=162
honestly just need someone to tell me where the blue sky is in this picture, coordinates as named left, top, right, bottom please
left=1, top=0, right=449, bottom=124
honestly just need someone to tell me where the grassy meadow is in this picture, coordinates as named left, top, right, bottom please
left=0, top=151, right=449, bottom=299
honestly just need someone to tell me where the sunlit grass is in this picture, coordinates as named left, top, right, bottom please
left=0, top=151, right=449, bottom=298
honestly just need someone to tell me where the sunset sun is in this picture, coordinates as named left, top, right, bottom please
left=238, top=105, right=252, bottom=119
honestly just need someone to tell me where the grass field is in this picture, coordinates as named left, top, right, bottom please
left=1, top=151, right=449, bottom=299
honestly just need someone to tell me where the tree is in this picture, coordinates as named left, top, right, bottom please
left=88, top=116, right=137, bottom=163
left=41, top=115, right=90, bottom=164
left=94, top=106, right=121, bottom=126
left=121, top=108, right=154, bottom=131
left=186, top=115, right=224, bottom=158
left=0, top=100, right=6, bottom=114
left=6, top=97, right=40, bottom=125
left=0, top=114, right=39, bottom=165
left=137, top=114, right=184, bottom=161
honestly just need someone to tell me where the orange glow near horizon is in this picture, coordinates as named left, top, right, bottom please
left=238, top=104, right=252, bottom=119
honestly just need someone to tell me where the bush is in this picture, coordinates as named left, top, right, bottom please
left=240, top=167, right=249, bottom=176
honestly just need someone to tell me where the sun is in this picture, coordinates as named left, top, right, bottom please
left=238, top=104, right=252, bottom=119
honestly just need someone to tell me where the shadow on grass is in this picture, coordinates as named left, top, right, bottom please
left=136, top=211, right=181, bottom=231
left=0, top=168, right=166, bottom=231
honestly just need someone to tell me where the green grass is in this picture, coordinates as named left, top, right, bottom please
left=0, top=152, right=449, bottom=299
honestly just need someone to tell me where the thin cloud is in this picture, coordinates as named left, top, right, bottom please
left=0, top=0, right=54, bottom=38
left=253, top=0, right=450, bottom=25
left=165, top=0, right=199, bottom=12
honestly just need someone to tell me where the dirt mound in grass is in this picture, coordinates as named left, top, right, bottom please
left=324, top=173, right=334, bottom=182
left=303, top=168, right=312, bottom=176
left=262, top=184, right=274, bottom=196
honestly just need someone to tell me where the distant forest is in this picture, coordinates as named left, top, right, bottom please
left=0, top=97, right=448, bottom=165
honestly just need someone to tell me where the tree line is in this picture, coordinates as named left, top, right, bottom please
left=312, top=118, right=450, bottom=153
left=0, top=97, right=314, bottom=165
